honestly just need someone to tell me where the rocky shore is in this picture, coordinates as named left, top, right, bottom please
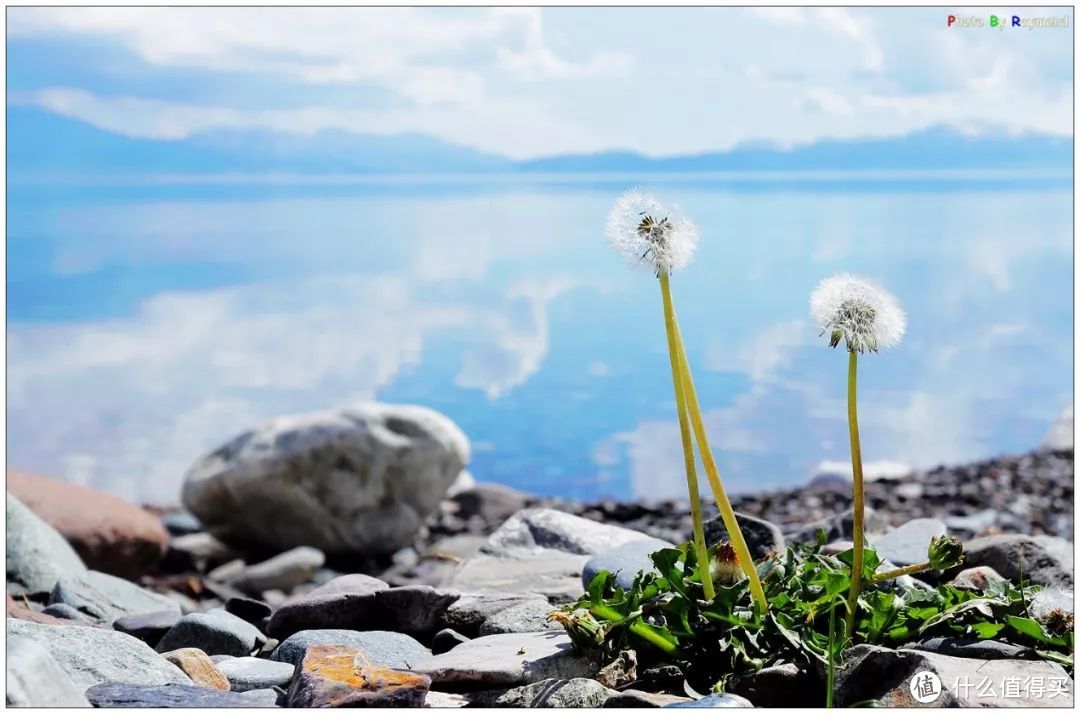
left=6, top=402, right=1075, bottom=707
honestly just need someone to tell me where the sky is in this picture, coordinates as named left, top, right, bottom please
left=6, top=6, right=1074, bottom=159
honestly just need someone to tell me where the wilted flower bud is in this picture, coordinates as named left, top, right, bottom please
left=927, top=534, right=964, bottom=570
left=810, top=274, right=906, bottom=354
left=605, top=188, right=699, bottom=277
left=710, top=541, right=745, bottom=588
left=547, top=609, right=606, bottom=651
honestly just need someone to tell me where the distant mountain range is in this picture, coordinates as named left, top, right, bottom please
left=8, top=106, right=1073, bottom=178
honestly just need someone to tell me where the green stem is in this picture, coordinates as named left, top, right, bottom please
left=590, top=604, right=678, bottom=655
left=658, top=272, right=715, bottom=601
left=826, top=605, right=837, bottom=708
left=871, top=561, right=932, bottom=583
left=844, top=351, right=864, bottom=638
left=672, top=317, right=769, bottom=614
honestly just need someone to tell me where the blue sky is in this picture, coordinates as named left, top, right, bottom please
left=7, top=6, right=1074, bottom=159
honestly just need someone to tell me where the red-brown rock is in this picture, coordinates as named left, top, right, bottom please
left=7, top=470, right=168, bottom=579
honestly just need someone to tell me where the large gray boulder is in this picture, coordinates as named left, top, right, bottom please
left=6, top=637, right=91, bottom=707
left=181, top=403, right=470, bottom=555
left=7, top=493, right=88, bottom=597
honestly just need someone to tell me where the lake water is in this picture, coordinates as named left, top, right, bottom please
left=7, top=172, right=1074, bottom=505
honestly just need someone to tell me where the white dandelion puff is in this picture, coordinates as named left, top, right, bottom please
left=605, top=188, right=699, bottom=277
left=1031, top=587, right=1074, bottom=620
left=810, top=273, right=906, bottom=353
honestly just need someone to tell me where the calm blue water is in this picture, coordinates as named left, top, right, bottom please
left=7, top=173, right=1074, bottom=505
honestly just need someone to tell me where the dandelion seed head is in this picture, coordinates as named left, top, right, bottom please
left=810, top=273, right=906, bottom=353
left=605, top=188, right=698, bottom=277
left=1031, top=587, right=1074, bottom=621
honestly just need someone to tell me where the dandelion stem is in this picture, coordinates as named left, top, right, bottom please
left=844, top=350, right=865, bottom=637
left=870, top=561, right=932, bottom=583
left=590, top=603, right=678, bottom=655
left=672, top=317, right=769, bottom=614
left=658, top=271, right=715, bottom=601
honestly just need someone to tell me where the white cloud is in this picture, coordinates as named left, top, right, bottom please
left=707, top=320, right=806, bottom=383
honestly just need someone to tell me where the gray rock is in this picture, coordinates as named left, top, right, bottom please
left=451, top=482, right=529, bottom=527
left=834, top=644, right=1072, bottom=707
left=441, top=591, right=549, bottom=635
left=785, top=507, right=890, bottom=546
left=666, top=693, right=754, bottom=707
left=727, top=662, right=819, bottom=708
left=113, top=609, right=182, bottom=647
left=450, top=509, right=653, bottom=602
left=41, top=602, right=98, bottom=623
left=160, top=511, right=202, bottom=536
left=603, top=690, right=692, bottom=707
left=181, top=402, right=470, bottom=555
left=304, top=573, right=390, bottom=598
left=6, top=636, right=92, bottom=707
left=951, top=566, right=1007, bottom=591
left=1040, top=402, right=1073, bottom=451
left=412, top=631, right=599, bottom=687
left=905, top=636, right=1035, bottom=660
left=215, top=656, right=295, bottom=692
left=156, top=608, right=265, bottom=657
left=488, top=678, right=614, bottom=707
left=214, top=546, right=325, bottom=594
left=479, top=599, right=561, bottom=635
left=869, top=518, right=947, bottom=567
left=7, top=619, right=193, bottom=691
left=225, top=597, right=273, bottom=625
left=958, top=534, right=1073, bottom=587
left=703, top=512, right=784, bottom=560
left=85, top=682, right=278, bottom=707
left=6, top=493, right=88, bottom=597
left=267, top=584, right=458, bottom=640
left=271, top=629, right=431, bottom=669
left=432, top=628, right=470, bottom=654
left=582, top=537, right=675, bottom=591
left=50, top=570, right=180, bottom=623
left=944, top=509, right=1000, bottom=538
left=167, top=532, right=238, bottom=571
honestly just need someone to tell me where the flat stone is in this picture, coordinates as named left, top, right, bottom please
left=665, top=693, right=754, bottom=707
left=957, top=534, right=1073, bottom=587
left=50, top=570, right=180, bottom=623
left=267, top=584, right=459, bottom=639
left=272, top=629, right=431, bottom=669
left=215, top=656, right=295, bottom=692
left=305, top=573, right=390, bottom=598
left=703, top=512, right=784, bottom=560
left=7, top=619, right=193, bottom=691
left=441, top=591, right=551, bottom=636
left=6, top=493, right=88, bottom=597
left=7, top=469, right=168, bottom=579
left=412, top=631, right=600, bottom=688
left=113, top=609, right=182, bottom=647
left=834, top=644, right=1072, bottom=707
left=225, top=596, right=273, bottom=625
left=425, top=690, right=472, bottom=707
left=487, top=678, right=614, bottom=707
left=85, top=682, right=278, bottom=707
left=167, top=532, right=238, bottom=572
left=479, top=599, right=561, bottom=635
left=582, top=537, right=676, bottom=591
left=905, top=636, right=1035, bottom=660
left=6, top=635, right=92, bottom=707
left=432, top=627, right=471, bottom=654
left=160, top=648, right=231, bottom=690
left=727, top=662, right=820, bottom=708
left=41, top=602, right=98, bottom=623
left=486, top=508, right=654, bottom=556
left=215, top=546, right=326, bottom=594
left=160, top=511, right=203, bottom=536
left=869, top=518, right=947, bottom=567
left=604, top=690, right=692, bottom=707
left=287, top=643, right=431, bottom=707
left=951, top=566, right=1007, bottom=591
left=156, top=608, right=265, bottom=657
